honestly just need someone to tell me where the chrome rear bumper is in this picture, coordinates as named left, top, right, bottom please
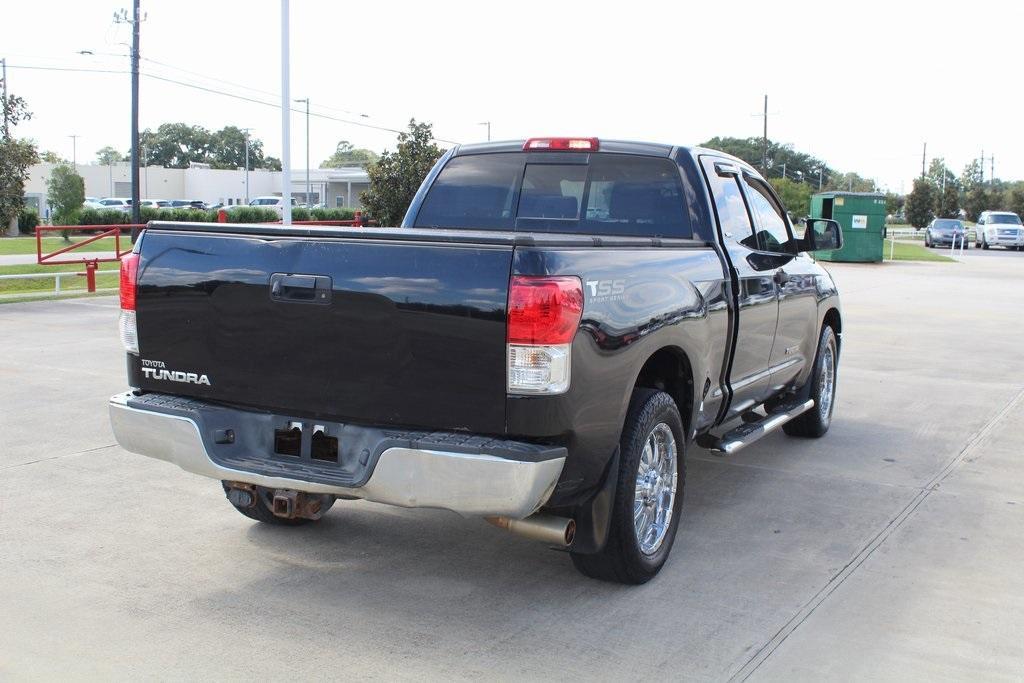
left=109, top=393, right=565, bottom=518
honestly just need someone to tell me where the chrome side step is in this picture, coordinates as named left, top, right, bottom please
left=697, top=399, right=814, bottom=455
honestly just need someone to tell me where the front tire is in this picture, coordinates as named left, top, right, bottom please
left=570, top=389, right=685, bottom=584
left=783, top=325, right=838, bottom=438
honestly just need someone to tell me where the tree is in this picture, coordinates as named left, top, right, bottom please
left=321, top=140, right=379, bottom=168
left=825, top=172, right=876, bottom=193
left=701, top=136, right=831, bottom=181
left=963, top=185, right=989, bottom=222
left=936, top=184, right=960, bottom=219
left=361, top=120, right=444, bottom=225
left=40, top=150, right=67, bottom=164
left=884, top=192, right=905, bottom=217
left=768, top=177, right=812, bottom=218
left=96, top=146, right=127, bottom=165
left=904, top=178, right=936, bottom=228
left=264, top=156, right=282, bottom=172
left=1008, top=187, right=1024, bottom=220
left=0, top=88, right=37, bottom=236
left=47, top=165, right=86, bottom=226
left=209, top=126, right=266, bottom=170
left=139, top=122, right=213, bottom=168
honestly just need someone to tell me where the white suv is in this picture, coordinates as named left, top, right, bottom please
left=975, top=211, right=1024, bottom=250
left=247, top=196, right=296, bottom=218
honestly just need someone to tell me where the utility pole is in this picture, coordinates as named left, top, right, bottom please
left=115, top=1, right=145, bottom=232
left=818, top=168, right=823, bottom=191
left=1, top=57, right=8, bottom=139
left=762, top=94, right=768, bottom=174
left=478, top=121, right=491, bottom=141
left=242, top=128, right=252, bottom=203
left=990, top=155, right=994, bottom=184
left=294, top=98, right=310, bottom=205
left=68, top=134, right=79, bottom=171
left=921, top=142, right=927, bottom=179
left=280, top=0, right=292, bottom=225
left=980, top=149, right=984, bottom=184
left=781, top=162, right=786, bottom=179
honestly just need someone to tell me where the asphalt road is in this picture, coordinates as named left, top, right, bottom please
left=2, top=248, right=1023, bottom=680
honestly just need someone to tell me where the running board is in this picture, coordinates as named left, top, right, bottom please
left=697, top=399, right=815, bottom=455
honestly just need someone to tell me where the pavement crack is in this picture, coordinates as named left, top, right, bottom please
left=729, top=385, right=1024, bottom=682
left=2, top=443, right=118, bottom=470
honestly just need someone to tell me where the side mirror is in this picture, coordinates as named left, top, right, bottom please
left=800, top=218, right=843, bottom=252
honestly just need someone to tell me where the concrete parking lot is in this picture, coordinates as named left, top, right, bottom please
left=2, top=249, right=1023, bottom=680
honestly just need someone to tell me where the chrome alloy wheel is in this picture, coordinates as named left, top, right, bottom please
left=633, top=422, right=678, bottom=555
left=818, top=340, right=836, bottom=420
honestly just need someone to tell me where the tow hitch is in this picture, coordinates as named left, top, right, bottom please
left=223, top=482, right=331, bottom=521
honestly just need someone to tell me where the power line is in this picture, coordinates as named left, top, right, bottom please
left=6, top=61, right=461, bottom=144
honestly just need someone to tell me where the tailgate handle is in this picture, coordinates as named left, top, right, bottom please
left=270, top=273, right=332, bottom=304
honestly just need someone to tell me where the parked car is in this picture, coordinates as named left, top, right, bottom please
left=95, top=198, right=132, bottom=212
left=109, top=137, right=844, bottom=584
left=975, top=211, right=1024, bottom=250
left=924, top=218, right=967, bottom=248
left=139, top=200, right=170, bottom=209
left=165, top=199, right=208, bottom=210
left=247, top=195, right=296, bottom=217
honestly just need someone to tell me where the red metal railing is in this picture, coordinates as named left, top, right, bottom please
left=34, top=213, right=377, bottom=293
left=35, top=225, right=140, bottom=292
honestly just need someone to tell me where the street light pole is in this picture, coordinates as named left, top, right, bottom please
left=1, top=57, right=8, bottom=139
left=130, top=0, right=141, bottom=227
left=242, top=127, right=252, bottom=203
left=294, top=97, right=310, bottom=205
left=280, top=0, right=292, bottom=226
left=478, top=121, right=491, bottom=141
left=68, top=134, right=79, bottom=171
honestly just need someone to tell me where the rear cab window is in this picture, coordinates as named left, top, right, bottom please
left=414, top=152, right=691, bottom=238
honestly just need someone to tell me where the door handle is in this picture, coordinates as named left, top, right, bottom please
left=270, top=273, right=332, bottom=304
left=773, top=270, right=791, bottom=286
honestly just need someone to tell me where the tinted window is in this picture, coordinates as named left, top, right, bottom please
left=518, top=163, right=585, bottom=222
left=415, top=153, right=522, bottom=229
left=701, top=159, right=757, bottom=250
left=990, top=214, right=1022, bottom=225
left=414, top=153, right=690, bottom=237
left=933, top=219, right=962, bottom=229
left=745, top=179, right=792, bottom=252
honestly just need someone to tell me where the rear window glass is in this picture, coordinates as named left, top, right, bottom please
left=414, top=152, right=690, bottom=238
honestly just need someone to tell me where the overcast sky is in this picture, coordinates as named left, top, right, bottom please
left=5, top=0, right=1020, bottom=191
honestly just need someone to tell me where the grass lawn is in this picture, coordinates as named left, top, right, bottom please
left=0, top=235, right=124, bottom=255
left=883, top=239, right=956, bottom=262
left=0, top=262, right=119, bottom=296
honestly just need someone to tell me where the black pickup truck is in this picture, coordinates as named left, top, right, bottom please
left=110, top=137, right=843, bottom=584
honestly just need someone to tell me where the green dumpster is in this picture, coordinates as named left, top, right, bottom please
left=810, top=191, right=887, bottom=262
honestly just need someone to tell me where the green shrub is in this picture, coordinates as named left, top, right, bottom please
left=225, top=207, right=279, bottom=223
left=310, top=207, right=356, bottom=221
left=18, top=207, right=40, bottom=235
left=76, top=208, right=131, bottom=226
left=291, top=207, right=311, bottom=222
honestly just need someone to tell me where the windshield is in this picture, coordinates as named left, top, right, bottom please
left=933, top=219, right=961, bottom=229
left=251, top=198, right=279, bottom=206
left=413, top=152, right=691, bottom=238
left=989, top=214, right=1022, bottom=225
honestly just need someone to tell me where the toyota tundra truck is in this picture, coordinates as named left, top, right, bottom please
left=109, top=138, right=843, bottom=584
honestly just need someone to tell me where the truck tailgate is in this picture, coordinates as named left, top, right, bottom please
left=133, top=228, right=512, bottom=434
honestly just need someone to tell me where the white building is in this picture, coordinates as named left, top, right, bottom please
left=23, top=162, right=370, bottom=214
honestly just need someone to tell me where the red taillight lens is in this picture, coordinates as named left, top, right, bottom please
left=508, top=276, right=583, bottom=345
left=120, top=253, right=140, bottom=310
left=523, top=137, right=599, bottom=152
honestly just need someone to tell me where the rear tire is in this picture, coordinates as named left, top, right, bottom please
left=782, top=325, right=838, bottom=438
left=570, top=389, right=685, bottom=584
left=221, top=482, right=334, bottom=526
left=983, top=236, right=990, bottom=250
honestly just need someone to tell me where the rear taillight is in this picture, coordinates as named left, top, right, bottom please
left=507, top=276, right=583, bottom=395
left=119, top=253, right=140, bottom=354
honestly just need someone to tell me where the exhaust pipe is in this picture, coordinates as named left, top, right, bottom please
left=487, top=513, right=575, bottom=547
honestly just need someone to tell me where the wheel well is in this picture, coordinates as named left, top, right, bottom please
left=634, top=347, right=694, bottom=432
left=823, top=308, right=842, bottom=351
